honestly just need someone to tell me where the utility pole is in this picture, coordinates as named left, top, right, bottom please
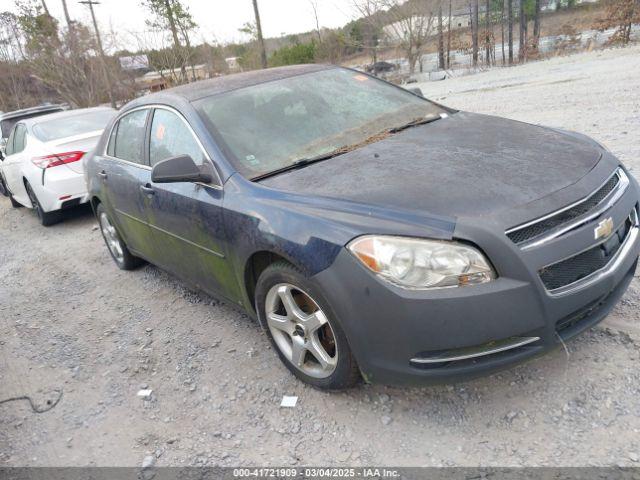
left=252, top=0, right=268, bottom=69
left=79, top=0, right=117, bottom=108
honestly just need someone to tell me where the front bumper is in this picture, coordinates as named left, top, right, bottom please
left=313, top=169, right=640, bottom=386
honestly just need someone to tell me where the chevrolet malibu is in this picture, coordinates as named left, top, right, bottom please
left=86, top=65, right=640, bottom=389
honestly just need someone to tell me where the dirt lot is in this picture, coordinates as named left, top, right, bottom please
left=2, top=45, right=640, bottom=468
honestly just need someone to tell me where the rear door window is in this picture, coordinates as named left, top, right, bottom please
left=109, top=109, right=149, bottom=165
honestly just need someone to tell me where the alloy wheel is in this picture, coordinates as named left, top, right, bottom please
left=99, top=212, right=125, bottom=264
left=265, top=283, right=338, bottom=378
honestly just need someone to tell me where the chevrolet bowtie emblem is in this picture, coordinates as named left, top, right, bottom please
left=594, top=217, right=614, bottom=240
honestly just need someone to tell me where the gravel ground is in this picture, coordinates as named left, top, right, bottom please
left=1, top=45, right=640, bottom=468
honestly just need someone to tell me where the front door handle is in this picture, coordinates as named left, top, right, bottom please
left=97, top=170, right=107, bottom=180
left=140, top=184, right=155, bottom=195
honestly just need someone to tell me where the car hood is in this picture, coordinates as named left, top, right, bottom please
left=258, top=112, right=603, bottom=219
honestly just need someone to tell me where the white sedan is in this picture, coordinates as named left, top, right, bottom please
left=1, top=107, right=115, bottom=225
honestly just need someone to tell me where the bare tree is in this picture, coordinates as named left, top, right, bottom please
left=472, top=0, right=479, bottom=67
left=144, top=0, right=197, bottom=82
left=501, top=0, right=506, bottom=64
left=15, top=1, right=107, bottom=107
left=0, top=12, right=29, bottom=109
left=163, top=0, right=185, bottom=79
left=309, top=0, right=322, bottom=44
left=507, top=0, right=513, bottom=63
left=533, top=0, right=541, bottom=53
left=446, top=0, right=452, bottom=67
left=485, top=0, right=491, bottom=65
left=437, top=2, right=445, bottom=69
left=252, top=0, right=267, bottom=68
left=352, top=0, right=385, bottom=64
left=596, top=0, right=638, bottom=45
left=132, top=29, right=192, bottom=85
left=382, top=0, right=437, bottom=74
left=518, top=0, right=526, bottom=62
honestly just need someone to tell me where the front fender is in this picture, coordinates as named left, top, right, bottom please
left=222, top=173, right=456, bottom=311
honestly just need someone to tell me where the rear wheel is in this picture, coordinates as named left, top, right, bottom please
left=96, top=203, right=143, bottom=270
left=9, top=193, right=22, bottom=208
left=25, top=181, right=60, bottom=226
left=0, top=174, right=8, bottom=197
left=255, top=261, right=360, bottom=390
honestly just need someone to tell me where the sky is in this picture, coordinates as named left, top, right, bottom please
left=14, top=0, right=360, bottom=52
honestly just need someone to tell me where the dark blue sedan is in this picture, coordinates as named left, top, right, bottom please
left=86, top=64, right=640, bottom=389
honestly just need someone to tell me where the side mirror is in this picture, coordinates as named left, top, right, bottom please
left=151, top=154, right=214, bottom=184
left=409, top=87, right=423, bottom=97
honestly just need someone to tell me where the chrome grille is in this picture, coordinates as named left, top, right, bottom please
left=539, top=208, right=637, bottom=292
left=506, top=169, right=628, bottom=248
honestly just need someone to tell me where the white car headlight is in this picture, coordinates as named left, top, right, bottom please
left=347, top=235, right=496, bottom=289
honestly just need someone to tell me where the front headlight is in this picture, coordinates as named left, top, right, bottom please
left=347, top=235, right=496, bottom=289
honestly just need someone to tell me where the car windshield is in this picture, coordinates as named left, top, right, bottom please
left=32, top=110, right=115, bottom=142
left=196, top=68, right=445, bottom=179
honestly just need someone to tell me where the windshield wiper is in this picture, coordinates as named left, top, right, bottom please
left=252, top=114, right=444, bottom=181
left=251, top=150, right=344, bottom=181
left=389, top=114, right=443, bottom=133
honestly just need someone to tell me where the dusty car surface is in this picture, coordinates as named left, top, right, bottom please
left=86, top=64, right=640, bottom=389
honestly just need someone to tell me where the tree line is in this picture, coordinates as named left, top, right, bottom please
left=0, top=0, right=638, bottom=112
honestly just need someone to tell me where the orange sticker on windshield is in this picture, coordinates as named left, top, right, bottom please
left=156, top=124, right=166, bottom=140
left=353, top=74, right=368, bottom=82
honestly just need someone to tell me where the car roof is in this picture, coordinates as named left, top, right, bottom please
left=139, top=64, right=334, bottom=104
left=0, top=104, right=65, bottom=121
left=20, top=106, right=115, bottom=129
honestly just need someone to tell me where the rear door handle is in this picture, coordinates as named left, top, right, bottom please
left=140, top=184, right=155, bottom=195
left=97, top=170, right=107, bottom=179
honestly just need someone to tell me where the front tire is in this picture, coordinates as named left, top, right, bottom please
left=25, top=181, right=60, bottom=226
left=255, top=261, right=360, bottom=390
left=96, top=203, right=143, bottom=270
